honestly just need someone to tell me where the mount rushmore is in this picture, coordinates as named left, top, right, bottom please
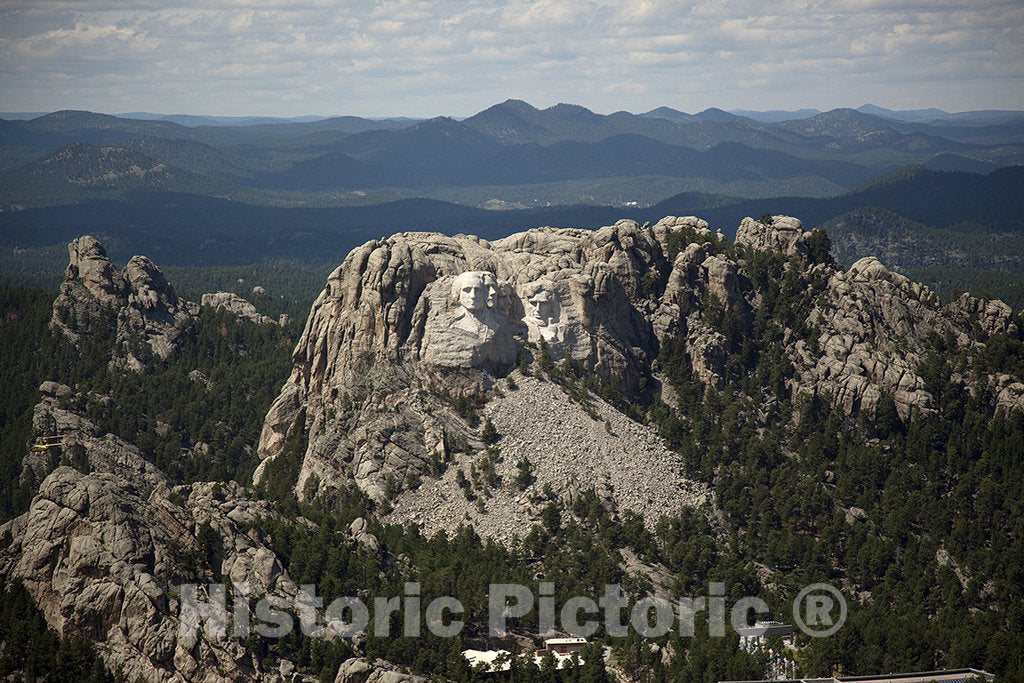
left=250, top=215, right=1023, bottom=540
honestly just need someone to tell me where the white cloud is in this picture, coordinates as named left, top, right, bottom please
left=0, top=0, right=1021, bottom=115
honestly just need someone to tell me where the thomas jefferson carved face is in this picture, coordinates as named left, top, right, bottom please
left=452, top=271, right=489, bottom=313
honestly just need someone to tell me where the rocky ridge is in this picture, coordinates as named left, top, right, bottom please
left=201, top=291, right=287, bottom=326
left=20, top=381, right=165, bottom=491
left=0, top=465, right=310, bottom=682
left=3, top=217, right=1022, bottom=682
left=51, top=236, right=196, bottom=370
left=255, top=218, right=698, bottom=521
left=257, top=214, right=1024, bottom=532
left=1, top=391, right=419, bottom=682
left=334, top=658, right=428, bottom=683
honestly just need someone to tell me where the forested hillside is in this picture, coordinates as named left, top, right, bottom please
left=821, top=207, right=1024, bottom=307
left=2, top=218, right=1021, bottom=681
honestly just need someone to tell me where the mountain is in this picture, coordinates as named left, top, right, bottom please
left=856, top=103, right=948, bottom=122
left=250, top=133, right=874, bottom=192
left=692, top=107, right=751, bottom=123
left=923, top=153, right=997, bottom=174
left=460, top=98, right=560, bottom=143
left=820, top=206, right=1024, bottom=307
left=0, top=112, right=48, bottom=120
left=777, top=107, right=905, bottom=138
left=855, top=104, right=1024, bottom=128
left=116, top=112, right=331, bottom=126
left=2, top=164, right=1020, bottom=276
left=661, top=165, right=1024, bottom=236
left=927, top=109, right=1024, bottom=127
left=2, top=218, right=1022, bottom=680
left=350, top=116, right=503, bottom=166
left=729, top=107, right=821, bottom=123
left=192, top=114, right=420, bottom=140
left=0, top=143, right=243, bottom=205
left=463, top=99, right=651, bottom=145
left=640, top=106, right=695, bottom=123
left=21, top=109, right=196, bottom=141
left=462, top=100, right=794, bottom=150
left=2, top=102, right=1023, bottom=227
left=0, top=118, right=73, bottom=150
left=821, top=205, right=1024, bottom=267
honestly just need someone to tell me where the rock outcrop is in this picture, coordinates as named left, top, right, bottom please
left=5, top=215, right=1023, bottom=683
left=334, top=658, right=429, bottom=683
left=0, top=467, right=312, bottom=682
left=51, top=236, right=196, bottom=370
left=20, top=384, right=164, bottom=490
left=4, top=388, right=398, bottom=681
left=201, top=291, right=281, bottom=326
left=797, top=256, right=946, bottom=419
left=947, top=292, right=1019, bottom=339
left=254, top=220, right=692, bottom=515
left=735, top=215, right=809, bottom=260
left=257, top=214, right=1024, bottom=526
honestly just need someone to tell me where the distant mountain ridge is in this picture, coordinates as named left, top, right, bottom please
left=2, top=100, right=1022, bottom=216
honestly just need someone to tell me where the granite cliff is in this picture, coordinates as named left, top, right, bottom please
left=2, top=218, right=1022, bottom=681
left=51, top=236, right=197, bottom=370
left=255, top=215, right=1023, bottom=540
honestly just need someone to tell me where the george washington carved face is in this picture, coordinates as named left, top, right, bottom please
left=451, top=271, right=489, bottom=313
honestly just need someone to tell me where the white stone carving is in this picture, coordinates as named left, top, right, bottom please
left=521, top=279, right=565, bottom=345
left=422, top=270, right=517, bottom=368
left=450, top=271, right=505, bottom=337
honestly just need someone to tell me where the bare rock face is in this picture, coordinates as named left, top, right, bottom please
left=3, top=389, right=345, bottom=681
left=0, top=467, right=310, bottom=682
left=255, top=221, right=671, bottom=506
left=993, top=374, right=1024, bottom=415
left=21, top=388, right=164, bottom=490
left=652, top=221, right=752, bottom=387
left=791, top=258, right=1019, bottom=421
left=50, top=236, right=195, bottom=370
left=258, top=214, right=1024, bottom=531
left=798, top=257, right=946, bottom=419
left=51, top=236, right=124, bottom=342
left=117, top=255, right=196, bottom=368
left=735, top=215, right=809, bottom=259
left=335, top=658, right=430, bottom=683
left=946, top=292, right=1019, bottom=338
left=201, top=291, right=280, bottom=326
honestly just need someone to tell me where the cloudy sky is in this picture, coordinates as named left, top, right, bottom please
left=2, top=0, right=1022, bottom=117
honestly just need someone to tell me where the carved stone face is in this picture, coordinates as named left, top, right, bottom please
left=528, top=289, right=558, bottom=327
left=452, top=271, right=488, bottom=313
left=481, top=272, right=498, bottom=309
left=522, top=280, right=560, bottom=327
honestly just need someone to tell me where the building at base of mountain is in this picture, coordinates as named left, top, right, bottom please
left=463, top=637, right=591, bottom=673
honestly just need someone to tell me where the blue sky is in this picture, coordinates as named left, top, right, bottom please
left=2, top=0, right=1022, bottom=117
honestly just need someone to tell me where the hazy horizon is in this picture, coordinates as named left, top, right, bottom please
left=2, top=99, right=1022, bottom=123
left=2, top=1, right=1022, bottom=118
